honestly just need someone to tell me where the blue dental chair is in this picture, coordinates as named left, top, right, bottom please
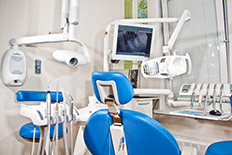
left=84, top=71, right=181, bottom=155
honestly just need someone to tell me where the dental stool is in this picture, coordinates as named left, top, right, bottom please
left=19, top=122, right=63, bottom=142
left=16, top=91, right=64, bottom=142
left=84, top=71, right=182, bottom=155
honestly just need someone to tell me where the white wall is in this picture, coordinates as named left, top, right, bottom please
left=0, top=0, right=123, bottom=154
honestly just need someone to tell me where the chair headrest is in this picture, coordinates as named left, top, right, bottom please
left=92, top=71, right=134, bottom=105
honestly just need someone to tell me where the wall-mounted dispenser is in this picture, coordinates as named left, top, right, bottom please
left=1, top=45, right=27, bottom=86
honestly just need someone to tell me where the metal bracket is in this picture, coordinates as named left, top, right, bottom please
left=105, top=98, right=122, bottom=126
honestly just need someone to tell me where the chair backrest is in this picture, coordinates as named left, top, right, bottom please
left=84, top=71, right=181, bottom=155
left=91, top=71, right=134, bottom=105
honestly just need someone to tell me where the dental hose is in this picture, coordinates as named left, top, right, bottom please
left=42, top=81, right=52, bottom=155
left=66, top=91, right=74, bottom=155
left=31, top=125, right=36, bottom=155
left=51, top=79, right=60, bottom=155
left=55, top=79, right=59, bottom=155
left=62, top=89, right=69, bottom=155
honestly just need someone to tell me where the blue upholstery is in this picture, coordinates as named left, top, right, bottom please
left=205, top=96, right=232, bottom=155
left=91, top=71, right=134, bottom=105
left=205, top=141, right=232, bottom=155
left=16, top=91, right=63, bottom=102
left=84, top=109, right=181, bottom=155
left=86, top=71, right=180, bottom=154
left=19, top=122, right=64, bottom=140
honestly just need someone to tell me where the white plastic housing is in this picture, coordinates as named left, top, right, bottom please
left=53, top=50, right=88, bottom=67
left=20, top=102, right=80, bottom=126
left=1, top=49, right=27, bottom=86
left=60, top=0, right=69, bottom=29
left=69, top=0, right=79, bottom=25
left=141, top=53, right=192, bottom=79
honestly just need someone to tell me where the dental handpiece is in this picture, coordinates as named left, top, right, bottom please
left=66, top=91, right=74, bottom=120
left=46, top=81, right=52, bottom=125
left=208, top=84, right=216, bottom=105
left=66, top=91, right=74, bottom=155
left=203, top=84, right=210, bottom=115
left=200, top=84, right=208, bottom=102
left=213, top=84, right=221, bottom=110
left=191, top=84, right=202, bottom=107
left=219, top=84, right=224, bottom=113
left=46, top=81, right=52, bottom=155
left=190, top=83, right=196, bottom=108
left=56, top=78, right=59, bottom=110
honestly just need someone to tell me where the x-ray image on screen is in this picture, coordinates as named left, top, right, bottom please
left=116, top=25, right=153, bottom=58
left=117, top=29, right=148, bottom=55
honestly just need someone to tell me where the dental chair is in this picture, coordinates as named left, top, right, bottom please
left=84, top=71, right=196, bottom=155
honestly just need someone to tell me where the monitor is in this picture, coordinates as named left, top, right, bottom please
left=112, top=23, right=156, bottom=61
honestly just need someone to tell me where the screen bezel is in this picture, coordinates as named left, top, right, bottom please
left=111, top=23, right=156, bottom=61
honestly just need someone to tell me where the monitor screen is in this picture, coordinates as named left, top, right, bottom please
left=112, top=23, right=156, bottom=61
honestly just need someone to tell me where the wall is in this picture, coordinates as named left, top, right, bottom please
left=0, top=0, right=124, bottom=154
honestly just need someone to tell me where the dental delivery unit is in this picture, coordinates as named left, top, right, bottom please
left=17, top=80, right=79, bottom=155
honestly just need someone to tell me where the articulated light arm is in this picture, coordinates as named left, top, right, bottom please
left=162, top=10, right=191, bottom=55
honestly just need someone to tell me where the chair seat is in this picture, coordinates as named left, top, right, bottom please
left=205, top=141, right=232, bottom=155
left=84, top=109, right=181, bottom=155
left=19, top=122, right=64, bottom=140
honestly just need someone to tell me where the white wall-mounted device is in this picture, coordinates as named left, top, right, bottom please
left=1, top=45, right=27, bottom=86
